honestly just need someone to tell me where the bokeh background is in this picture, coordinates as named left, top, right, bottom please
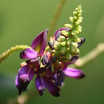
left=0, top=0, right=104, bottom=104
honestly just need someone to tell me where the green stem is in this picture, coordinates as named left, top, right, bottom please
left=0, top=45, right=31, bottom=62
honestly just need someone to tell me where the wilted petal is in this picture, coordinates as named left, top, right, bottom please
left=15, top=65, right=34, bottom=95
left=31, top=29, right=48, bottom=55
left=54, top=27, right=70, bottom=40
left=35, top=76, right=44, bottom=96
left=43, top=77, right=60, bottom=97
left=20, top=48, right=38, bottom=59
left=63, top=68, right=85, bottom=79
left=78, top=38, right=86, bottom=47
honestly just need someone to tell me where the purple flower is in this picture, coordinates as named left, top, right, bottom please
left=15, top=29, right=48, bottom=95
left=15, top=26, right=86, bottom=97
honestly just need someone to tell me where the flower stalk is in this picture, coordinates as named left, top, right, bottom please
left=0, top=45, right=30, bottom=62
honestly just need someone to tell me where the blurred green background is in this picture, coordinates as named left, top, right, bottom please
left=0, top=0, right=104, bottom=104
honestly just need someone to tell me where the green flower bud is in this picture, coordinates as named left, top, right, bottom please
left=61, top=30, right=69, bottom=37
left=77, top=25, right=82, bottom=32
left=67, top=39, right=71, bottom=46
left=70, top=45, right=80, bottom=54
left=58, top=35, right=66, bottom=42
left=60, top=47, right=67, bottom=54
left=66, top=53, right=71, bottom=60
left=64, top=24, right=73, bottom=28
left=73, top=11, right=77, bottom=15
left=60, top=41, right=66, bottom=46
left=72, top=35, right=81, bottom=43
left=53, top=41, right=60, bottom=49
left=69, top=17, right=74, bottom=22
left=72, top=30, right=77, bottom=35
left=74, top=16, right=78, bottom=20
left=67, top=47, right=70, bottom=51
left=71, top=42, right=78, bottom=47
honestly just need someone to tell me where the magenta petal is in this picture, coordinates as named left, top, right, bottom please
left=43, top=77, right=60, bottom=97
left=20, top=48, right=38, bottom=59
left=63, top=68, right=85, bottom=79
left=35, top=76, right=44, bottom=96
left=54, top=27, right=70, bottom=39
left=31, top=29, right=48, bottom=55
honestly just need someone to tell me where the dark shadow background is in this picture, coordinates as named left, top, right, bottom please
left=0, top=0, right=104, bottom=104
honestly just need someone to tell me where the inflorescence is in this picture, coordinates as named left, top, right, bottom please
left=15, top=5, right=86, bottom=97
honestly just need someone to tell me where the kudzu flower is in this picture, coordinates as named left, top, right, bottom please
left=15, top=5, right=86, bottom=97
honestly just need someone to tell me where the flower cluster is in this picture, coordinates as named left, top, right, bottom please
left=15, top=5, right=86, bottom=97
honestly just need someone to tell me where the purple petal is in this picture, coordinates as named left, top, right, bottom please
left=45, top=61, right=52, bottom=77
left=31, top=29, right=48, bottom=55
left=63, top=68, right=85, bottom=79
left=43, top=77, right=60, bottom=97
left=78, top=38, right=86, bottom=47
left=20, top=48, right=38, bottom=59
left=53, top=70, right=65, bottom=87
left=35, top=76, right=44, bottom=96
left=19, top=65, right=35, bottom=81
left=54, top=27, right=70, bottom=40
left=15, top=74, right=30, bottom=95
left=15, top=65, right=35, bottom=95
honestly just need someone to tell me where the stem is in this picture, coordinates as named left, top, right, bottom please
left=48, top=0, right=67, bottom=38
left=70, top=43, right=104, bottom=68
left=0, top=45, right=31, bottom=62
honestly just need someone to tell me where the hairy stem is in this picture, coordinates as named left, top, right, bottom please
left=48, top=0, right=67, bottom=38
left=0, top=45, right=30, bottom=62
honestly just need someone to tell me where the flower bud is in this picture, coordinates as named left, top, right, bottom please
left=60, top=47, right=67, bottom=54
left=64, top=24, right=73, bottom=28
left=60, top=42, right=66, bottom=46
left=61, top=30, right=69, bottom=37
left=58, top=35, right=66, bottom=42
